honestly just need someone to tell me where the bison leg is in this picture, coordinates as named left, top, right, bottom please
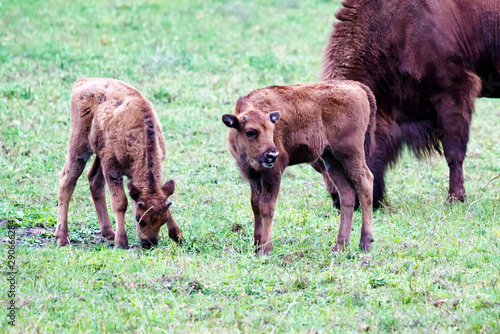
left=311, top=160, right=344, bottom=211
left=312, top=140, right=388, bottom=212
left=56, top=138, right=92, bottom=246
left=366, top=116, right=402, bottom=209
left=332, top=147, right=374, bottom=251
left=431, top=79, right=480, bottom=203
left=166, top=214, right=183, bottom=244
left=250, top=185, right=263, bottom=247
left=102, top=165, right=129, bottom=249
left=321, top=154, right=356, bottom=252
left=88, top=157, right=115, bottom=241
left=256, top=171, right=282, bottom=256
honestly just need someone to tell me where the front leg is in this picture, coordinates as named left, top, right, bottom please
left=256, top=171, right=282, bottom=256
left=250, top=185, right=263, bottom=247
left=56, top=142, right=91, bottom=246
left=103, top=168, right=129, bottom=249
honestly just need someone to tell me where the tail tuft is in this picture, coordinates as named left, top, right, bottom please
left=357, top=82, right=377, bottom=157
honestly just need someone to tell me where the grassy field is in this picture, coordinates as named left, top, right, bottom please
left=1, top=0, right=500, bottom=332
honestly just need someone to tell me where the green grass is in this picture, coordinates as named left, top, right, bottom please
left=1, top=0, right=500, bottom=332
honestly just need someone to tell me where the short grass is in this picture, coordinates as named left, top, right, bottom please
left=1, top=0, right=500, bottom=332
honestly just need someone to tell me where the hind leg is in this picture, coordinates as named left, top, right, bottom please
left=312, top=160, right=342, bottom=211
left=342, top=156, right=374, bottom=251
left=56, top=139, right=92, bottom=246
left=434, top=97, right=469, bottom=202
left=431, top=73, right=481, bottom=203
left=431, top=101, right=471, bottom=202
left=88, top=157, right=115, bottom=240
left=331, top=145, right=374, bottom=251
left=321, top=154, right=356, bottom=252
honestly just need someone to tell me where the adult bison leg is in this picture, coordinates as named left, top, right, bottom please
left=435, top=99, right=470, bottom=202
left=320, top=153, right=356, bottom=252
left=88, top=156, right=115, bottom=241
left=431, top=77, right=481, bottom=202
left=367, top=116, right=402, bottom=209
left=256, top=170, right=282, bottom=256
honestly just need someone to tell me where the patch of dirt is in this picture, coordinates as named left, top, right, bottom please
left=0, top=219, right=111, bottom=248
left=1, top=221, right=54, bottom=247
left=0, top=219, right=15, bottom=228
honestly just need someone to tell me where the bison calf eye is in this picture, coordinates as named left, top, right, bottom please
left=136, top=215, right=147, bottom=227
left=246, top=130, right=258, bottom=138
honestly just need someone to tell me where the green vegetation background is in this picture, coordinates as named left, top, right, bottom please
left=0, top=0, right=499, bottom=332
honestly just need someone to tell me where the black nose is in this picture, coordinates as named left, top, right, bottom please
left=141, top=239, right=158, bottom=249
left=265, top=150, right=279, bottom=163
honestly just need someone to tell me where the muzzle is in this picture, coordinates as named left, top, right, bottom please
left=261, top=148, right=279, bottom=168
left=141, top=238, right=158, bottom=249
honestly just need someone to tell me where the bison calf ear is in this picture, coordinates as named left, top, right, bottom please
left=128, top=183, right=141, bottom=201
left=222, top=114, right=240, bottom=129
left=269, top=111, right=281, bottom=123
left=162, top=179, right=175, bottom=197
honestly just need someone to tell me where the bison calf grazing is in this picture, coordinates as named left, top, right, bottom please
left=223, top=80, right=376, bottom=255
left=56, top=78, right=183, bottom=249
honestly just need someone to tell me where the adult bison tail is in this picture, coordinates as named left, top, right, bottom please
left=358, top=83, right=377, bottom=157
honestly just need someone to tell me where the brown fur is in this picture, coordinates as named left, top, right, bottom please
left=56, top=78, right=183, bottom=249
left=321, top=0, right=500, bottom=207
left=223, top=80, right=376, bottom=255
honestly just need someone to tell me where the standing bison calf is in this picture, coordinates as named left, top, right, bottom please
left=223, top=80, right=376, bottom=255
left=56, top=78, right=183, bottom=249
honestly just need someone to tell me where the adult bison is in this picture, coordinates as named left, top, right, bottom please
left=318, top=0, right=500, bottom=207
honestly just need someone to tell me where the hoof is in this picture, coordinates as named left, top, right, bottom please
left=331, top=242, right=348, bottom=252
left=115, top=237, right=129, bottom=249
left=255, top=243, right=273, bottom=256
left=169, top=230, right=184, bottom=244
left=116, top=242, right=129, bottom=249
left=446, top=192, right=466, bottom=203
left=101, top=230, right=115, bottom=241
left=359, top=239, right=373, bottom=252
left=57, top=239, right=70, bottom=247
left=55, top=235, right=70, bottom=247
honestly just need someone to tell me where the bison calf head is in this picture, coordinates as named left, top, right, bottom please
left=128, top=180, right=179, bottom=249
left=222, top=110, right=281, bottom=171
